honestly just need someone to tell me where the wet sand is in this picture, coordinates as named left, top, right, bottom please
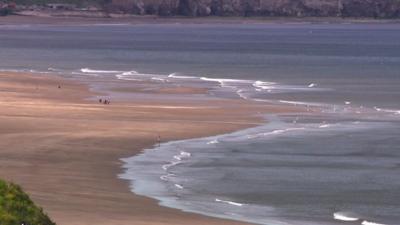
left=0, top=72, right=296, bottom=225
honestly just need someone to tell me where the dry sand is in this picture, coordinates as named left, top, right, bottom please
left=0, top=72, right=296, bottom=225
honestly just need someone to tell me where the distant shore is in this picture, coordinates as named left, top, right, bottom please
left=0, top=71, right=298, bottom=225
left=2, top=14, right=400, bottom=26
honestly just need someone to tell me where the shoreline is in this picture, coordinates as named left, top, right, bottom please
left=0, top=71, right=299, bottom=225
left=2, top=14, right=400, bottom=26
left=118, top=118, right=295, bottom=225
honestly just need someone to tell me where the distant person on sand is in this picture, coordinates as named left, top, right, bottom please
left=157, top=134, right=161, bottom=147
left=99, top=99, right=102, bottom=103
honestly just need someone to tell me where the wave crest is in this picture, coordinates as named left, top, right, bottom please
left=215, top=198, right=244, bottom=207
left=333, top=212, right=359, bottom=222
left=80, top=68, right=123, bottom=73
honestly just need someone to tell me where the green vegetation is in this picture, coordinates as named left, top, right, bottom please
left=0, top=180, right=55, bottom=225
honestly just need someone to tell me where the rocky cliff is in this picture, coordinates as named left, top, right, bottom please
left=106, top=0, right=400, bottom=18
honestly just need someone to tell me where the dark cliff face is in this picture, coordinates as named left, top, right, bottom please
left=341, top=0, right=400, bottom=18
left=106, top=0, right=400, bottom=18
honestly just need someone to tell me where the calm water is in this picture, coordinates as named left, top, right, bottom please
left=1, top=23, right=400, bottom=225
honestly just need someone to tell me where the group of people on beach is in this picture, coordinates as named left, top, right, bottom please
left=99, top=99, right=111, bottom=105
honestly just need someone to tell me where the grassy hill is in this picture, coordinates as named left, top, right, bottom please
left=0, top=180, right=55, bottom=225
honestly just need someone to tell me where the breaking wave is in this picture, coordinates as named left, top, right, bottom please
left=333, top=212, right=388, bottom=225
left=80, top=68, right=124, bottom=73
left=362, top=220, right=387, bottom=225
left=168, top=73, right=197, bottom=79
left=215, top=198, right=244, bottom=207
left=333, top=212, right=359, bottom=221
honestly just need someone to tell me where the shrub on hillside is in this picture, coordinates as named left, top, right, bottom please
left=0, top=180, right=55, bottom=225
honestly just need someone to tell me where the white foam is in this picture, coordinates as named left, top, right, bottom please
left=362, top=220, right=387, bottom=225
left=0, top=69, right=26, bottom=73
left=174, top=184, right=184, bottom=189
left=31, top=70, right=49, bottom=74
left=0, top=69, right=54, bottom=75
left=71, top=71, right=100, bottom=77
left=116, top=75, right=141, bottom=81
left=215, top=198, right=244, bottom=207
left=200, top=77, right=252, bottom=88
left=282, top=100, right=305, bottom=105
left=374, top=107, right=400, bottom=115
left=279, top=100, right=324, bottom=107
left=116, top=71, right=142, bottom=80
left=247, top=128, right=305, bottom=139
left=151, top=77, right=167, bottom=82
left=160, top=175, right=168, bottom=181
left=236, top=89, right=248, bottom=100
left=47, top=67, right=62, bottom=72
left=207, top=140, right=219, bottom=145
left=120, top=71, right=139, bottom=76
left=160, top=173, right=175, bottom=181
left=319, top=124, right=331, bottom=128
left=252, top=98, right=274, bottom=103
left=279, top=100, right=310, bottom=106
left=80, top=68, right=123, bottom=73
left=269, top=129, right=286, bottom=135
left=333, top=212, right=359, bottom=222
left=168, top=73, right=197, bottom=79
left=345, top=101, right=351, bottom=105
left=162, top=161, right=181, bottom=171
left=173, top=151, right=191, bottom=161
left=116, top=70, right=169, bottom=82
left=308, top=83, right=317, bottom=88
left=253, top=80, right=276, bottom=90
left=200, top=77, right=247, bottom=83
left=117, top=77, right=142, bottom=81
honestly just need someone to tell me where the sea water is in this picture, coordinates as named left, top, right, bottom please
left=1, top=22, right=400, bottom=225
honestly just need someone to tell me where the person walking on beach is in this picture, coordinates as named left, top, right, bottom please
left=157, top=134, right=161, bottom=147
left=99, top=99, right=111, bottom=105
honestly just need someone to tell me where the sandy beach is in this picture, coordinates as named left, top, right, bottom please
left=0, top=72, right=297, bottom=225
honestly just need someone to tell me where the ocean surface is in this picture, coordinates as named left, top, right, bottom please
left=1, top=22, right=400, bottom=225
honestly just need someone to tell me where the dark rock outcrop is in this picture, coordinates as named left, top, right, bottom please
left=341, top=0, right=400, bottom=18
left=105, top=0, right=400, bottom=18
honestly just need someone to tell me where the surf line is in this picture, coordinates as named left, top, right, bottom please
left=333, top=212, right=359, bottom=221
left=215, top=198, right=244, bottom=207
